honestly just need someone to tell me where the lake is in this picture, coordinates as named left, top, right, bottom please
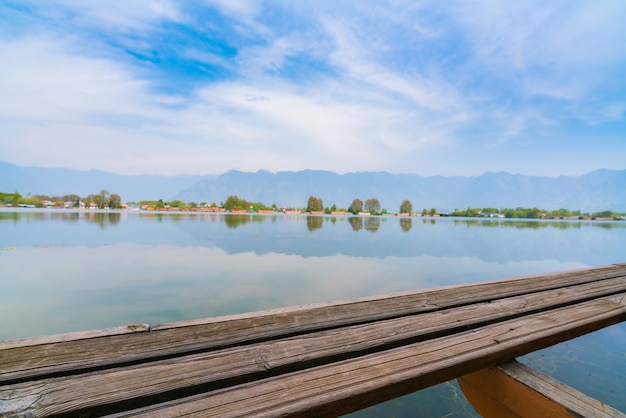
left=1, top=208, right=625, bottom=416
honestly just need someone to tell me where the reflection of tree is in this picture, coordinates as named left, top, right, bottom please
left=364, top=217, right=380, bottom=232
left=399, top=217, right=412, bottom=232
left=348, top=216, right=363, bottom=232
left=223, top=214, right=251, bottom=229
left=108, top=213, right=121, bottom=226
left=222, top=214, right=267, bottom=229
left=84, top=212, right=121, bottom=229
left=306, top=215, right=323, bottom=232
left=0, top=211, right=22, bottom=224
left=451, top=219, right=626, bottom=230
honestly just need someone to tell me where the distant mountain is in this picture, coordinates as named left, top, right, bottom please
left=173, top=168, right=626, bottom=213
left=3, top=161, right=625, bottom=212
left=0, top=161, right=215, bottom=202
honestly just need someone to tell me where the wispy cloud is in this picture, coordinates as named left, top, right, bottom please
left=0, top=1, right=625, bottom=176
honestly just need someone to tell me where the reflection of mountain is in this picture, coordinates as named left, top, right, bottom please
left=4, top=211, right=625, bottom=267
left=173, top=215, right=626, bottom=267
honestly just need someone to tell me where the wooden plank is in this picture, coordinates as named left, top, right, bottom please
left=5, top=264, right=622, bottom=352
left=2, top=265, right=625, bottom=383
left=458, top=360, right=626, bottom=418
left=105, top=293, right=626, bottom=418
left=0, top=324, right=149, bottom=351
left=4, top=292, right=624, bottom=417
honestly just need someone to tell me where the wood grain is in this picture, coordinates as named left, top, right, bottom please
left=458, top=360, right=626, bottom=418
left=1, top=264, right=625, bottom=417
left=2, top=264, right=624, bottom=384
left=107, top=294, right=626, bottom=417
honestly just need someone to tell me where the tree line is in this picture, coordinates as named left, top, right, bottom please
left=307, top=196, right=415, bottom=215
left=2, top=191, right=624, bottom=220
left=449, top=207, right=625, bottom=220
left=0, top=190, right=122, bottom=209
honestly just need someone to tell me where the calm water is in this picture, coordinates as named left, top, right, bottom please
left=1, top=209, right=625, bottom=415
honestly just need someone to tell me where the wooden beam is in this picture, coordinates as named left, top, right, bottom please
left=458, top=360, right=626, bottom=418
left=95, top=294, right=626, bottom=417
left=1, top=264, right=625, bottom=417
left=2, top=265, right=625, bottom=384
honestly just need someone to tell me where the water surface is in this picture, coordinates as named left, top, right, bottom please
left=1, top=209, right=624, bottom=416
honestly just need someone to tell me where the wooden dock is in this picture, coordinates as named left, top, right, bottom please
left=1, top=263, right=626, bottom=417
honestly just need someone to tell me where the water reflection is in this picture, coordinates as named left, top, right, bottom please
left=0, top=210, right=122, bottom=228
left=307, top=215, right=323, bottom=232
left=364, top=217, right=381, bottom=232
left=1, top=208, right=625, bottom=416
left=349, top=217, right=363, bottom=231
left=84, top=212, right=121, bottom=229
left=3, top=210, right=626, bottom=231
left=453, top=219, right=625, bottom=230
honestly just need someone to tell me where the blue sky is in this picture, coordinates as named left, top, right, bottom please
left=1, top=1, right=625, bottom=177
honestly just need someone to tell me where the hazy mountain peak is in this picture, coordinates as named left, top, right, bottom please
left=2, top=161, right=625, bottom=212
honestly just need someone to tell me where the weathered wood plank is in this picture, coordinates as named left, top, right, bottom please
left=104, top=294, right=626, bottom=418
left=4, top=291, right=624, bottom=417
left=0, top=324, right=150, bottom=351
left=458, top=360, right=626, bottom=418
left=2, top=265, right=624, bottom=384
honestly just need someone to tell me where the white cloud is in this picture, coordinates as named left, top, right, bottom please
left=451, top=1, right=626, bottom=99
left=0, top=36, right=156, bottom=122
left=57, top=0, right=186, bottom=32
left=1, top=0, right=625, bottom=177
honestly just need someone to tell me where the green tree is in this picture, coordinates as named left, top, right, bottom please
left=307, top=196, right=324, bottom=212
left=168, top=200, right=186, bottom=208
left=109, top=193, right=122, bottom=209
left=429, top=208, right=437, bottom=215
left=399, top=199, right=413, bottom=214
left=348, top=198, right=363, bottom=214
left=0, top=192, right=22, bottom=205
left=223, top=195, right=244, bottom=211
left=98, top=190, right=110, bottom=208
left=84, top=194, right=94, bottom=205
left=364, top=198, right=381, bottom=214
left=20, top=196, right=42, bottom=207
left=62, top=194, right=80, bottom=204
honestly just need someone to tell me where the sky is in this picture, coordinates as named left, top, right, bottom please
left=1, top=1, right=625, bottom=177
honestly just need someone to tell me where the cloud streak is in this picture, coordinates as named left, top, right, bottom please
left=1, top=0, right=625, bottom=176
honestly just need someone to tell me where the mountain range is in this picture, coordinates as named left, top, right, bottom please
left=2, top=161, right=625, bottom=212
left=0, top=161, right=214, bottom=202
left=173, top=169, right=626, bottom=213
